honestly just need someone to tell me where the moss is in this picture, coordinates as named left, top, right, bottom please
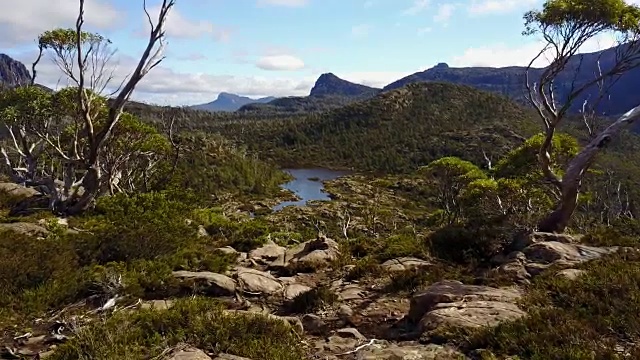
left=49, top=297, right=306, bottom=360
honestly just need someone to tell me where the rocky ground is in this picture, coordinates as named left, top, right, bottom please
left=0, top=177, right=627, bottom=359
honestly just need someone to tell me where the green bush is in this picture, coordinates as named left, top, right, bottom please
left=461, top=249, right=640, bottom=359
left=287, top=286, right=338, bottom=314
left=50, top=297, right=306, bottom=360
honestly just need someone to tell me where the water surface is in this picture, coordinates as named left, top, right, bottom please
left=273, top=168, right=350, bottom=211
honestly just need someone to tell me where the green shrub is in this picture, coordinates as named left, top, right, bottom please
left=581, top=218, right=640, bottom=247
left=460, top=249, right=640, bottom=359
left=50, top=297, right=306, bottom=360
left=287, top=286, right=338, bottom=314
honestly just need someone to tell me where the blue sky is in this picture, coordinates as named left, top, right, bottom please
left=0, top=0, right=628, bottom=105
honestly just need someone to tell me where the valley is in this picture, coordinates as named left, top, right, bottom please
left=2, top=0, right=640, bottom=359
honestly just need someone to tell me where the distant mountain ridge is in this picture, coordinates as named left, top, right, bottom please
left=309, top=72, right=380, bottom=98
left=238, top=73, right=380, bottom=114
left=0, top=54, right=31, bottom=88
left=191, top=92, right=277, bottom=112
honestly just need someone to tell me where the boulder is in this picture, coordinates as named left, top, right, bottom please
left=0, top=222, right=49, bottom=238
left=381, top=257, right=431, bottom=272
left=510, top=231, right=577, bottom=252
left=419, top=300, right=525, bottom=334
left=0, top=183, right=39, bottom=199
left=284, top=283, right=312, bottom=300
left=248, top=240, right=286, bottom=263
left=408, top=280, right=521, bottom=322
left=556, top=268, right=586, bottom=280
left=269, top=235, right=340, bottom=270
left=523, top=241, right=617, bottom=265
left=172, top=271, right=236, bottom=296
left=235, top=267, right=283, bottom=295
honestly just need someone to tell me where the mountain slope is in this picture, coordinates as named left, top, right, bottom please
left=191, top=92, right=276, bottom=112
left=384, top=45, right=640, bottom=116
left=309, top=72, right=380, bottom=98
left=217, top=82, right=543, bottom=173
left=0, top=54, right=31, bottom=88
left=238, top=73, right=380, bottom=114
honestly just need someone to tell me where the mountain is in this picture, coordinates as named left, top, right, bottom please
left=238, top=73, right=380, bottom=114
left=191, top=92, right=277, bottom=112
left=219, top=82, right=544, bottom=173
left=309, top=72, right=380, bottom=98
left=0, top=54, right=31, bottom=88
left=384, top=45, right=640, bottom=116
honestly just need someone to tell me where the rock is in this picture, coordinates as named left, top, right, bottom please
left=523, top=241, right=616, bottom=265
left=339, top=284, right=366, bottom=301
left=172, top=271, right=236, bottom=296
left=419, top=300, right=526, bottom=334
left=0, top=222, right=49, bottom=238
left=494, top=260, right=529, bottom=282
left=381, top=257, right=431, bottom=272
left=556, top=268, right=586, bottom=280
left=284, top=283, right=312, bottom=300
left=197, top=225, right=209, bottom=238
left=235, top=267, right=283, bottom=295
left=338, top=304, right=354, bottom=318
left=0, top=183, right=38, bottom=199
left=355, top=342, right=467, bottom=359
left=270, top=235, right=340, bottom=270
left=301, top=313, right=327, bottom=335
left=168, top=347, right=212, bottom=360
left=140, top=299, right=174, bottom=310
left=511, top=231, right=577, bottom=251
left=216, top=246, right=238, bottom=255
left=408, top=280, right=521, bottom=322
left=248, top=240, right=286, bottom=263
left=334, top=328, right=366, bottom=341
left=213, top=355, right=253, bottom=360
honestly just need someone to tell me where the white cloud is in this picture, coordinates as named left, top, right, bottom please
left=449, top=33, right=620, bottom=67
left=256, top=0, right=309, bottom=7
left=434, top=3, right=457, bottom=24
left=468, top=0, right=538, bottom=15
left=0, top=0, right=120, bottom=47
left=145, top=7, right=231, bottom=41
left=403, top=0, right=430, bottom=15
left=351, top=24, right=372, bottom=38
left=255, top=55, right=305, bottom=71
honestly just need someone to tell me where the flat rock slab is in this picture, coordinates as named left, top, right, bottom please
left=408, top=280, right=521, bottom=322
left=172, top=271, right=236, bottom=296
left=523, top=241, right=617, bottom=264
left=419, top=300, right=526, bottom=333
left=235, top=267, right=283, bottom=295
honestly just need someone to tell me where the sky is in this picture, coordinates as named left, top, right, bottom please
left=0, top=0, right=637, bottom=106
